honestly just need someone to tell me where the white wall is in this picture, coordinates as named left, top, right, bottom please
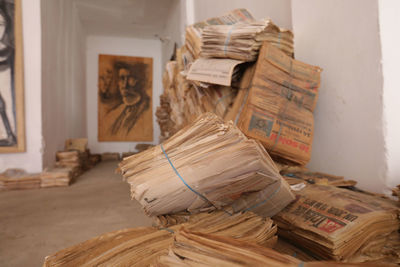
left=41, top=0, right=87, bottom=169
left=0, top=0, right=43, bottom=173
left=161, top=0, right=185, bottom=67
left=86, top=35, right=162, bottom=154
left=291, top=0, right=386, bottom=193
left=193, top=0, right=292, bottom=29
left=379, top=0, right=400, bottom=190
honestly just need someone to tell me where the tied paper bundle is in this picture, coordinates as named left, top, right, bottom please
left=201, top=19, right=294, bottom=61
left=273, top=184, right=400, bottom=263
left=185, top=8, right=255, bottom=59
left=154, top=229, right=301, bottom=267
left=153, top=229, right=375, bottom=266
left=157, top=60, right=238, bottom=141
left=0, top=169, right=41, bottom=191
left=40, top=168, right=73, bottom=188
left=119, top=113, right=294, bottom=217
left=236, top=42, right=322, bottom=165
left=43, top=211, right=278, bottom=267
left=156, top=210, right=277, bottom=247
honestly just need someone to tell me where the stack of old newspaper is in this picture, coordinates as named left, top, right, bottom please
left=0, top=169, right=41, bottom=191
left=119, top=113, right=294, bottom=217
left=201, top=19, right=293, bottom=61
left=185, top=8, right=255, bottom=59
left=235, top=42, right=322, bottom=165
left=154, top=229, right=301, bottom=266
left=55, top=151, right=84, bottom=177
left=43, top=211, right=278, bottom=266
left=273, top=184, right=400, bottom=263
left=40, top=168, right=73, bottom=188
left=157, top=59, right=240, bottom=141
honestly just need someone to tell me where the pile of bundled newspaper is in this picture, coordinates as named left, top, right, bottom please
left=43, top=211, right=278, bottom=266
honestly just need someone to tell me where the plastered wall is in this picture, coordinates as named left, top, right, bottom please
left=291, top=0, right=387, bottom=193
left=86, top=35, right=163, bottom=154
left=379, top=0, right=400, bottom=190
left=41, top=0, right=87, bottom=169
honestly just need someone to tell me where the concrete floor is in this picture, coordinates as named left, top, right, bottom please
left=0, top=160, right=154, bottom=267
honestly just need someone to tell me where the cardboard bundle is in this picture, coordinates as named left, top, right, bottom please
left=185, top=8, right=255, bottom=59
left=0, top=169, right=41, bottom=191
left=201, top=19, right=293, bottom=61
left=43, top=211, right=277, bottom=266
left=40, top=168, right=73, bottom=188
left=236, top=42, right=322, bottom=165
left=273, top=184, right=400, bottom=263
left=119, top=113, right=294, bottom=217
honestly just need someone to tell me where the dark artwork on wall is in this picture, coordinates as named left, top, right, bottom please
left=0, top=0, right=25, bottom=153
left=98, top=54, right=153, bottom=141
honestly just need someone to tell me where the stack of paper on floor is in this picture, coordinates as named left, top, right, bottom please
left=64, top=138, right=88, bottom=152
left=273, top=184, right=400, bottom=263
left=154, top=229, right=301, bottom=266
left=119, top=112, right=294, bottom=217
left=40, top=168, right=73, bottom=188
left=156, top=210, right=277, bottom=247
left=236, top=42, right=322, bottom=165
left=101, top=152, right=120, bottom=161
left=185, top=8, right=255, bottom=59
left=155, top=229, right=388, bottom=267
left=43, top=211, right=277, bottom=266
left=201, top=19, right=293, bottom=61
left=55, top=151, right=82, bottom=177
left=0, top=169, right=41, bottom=191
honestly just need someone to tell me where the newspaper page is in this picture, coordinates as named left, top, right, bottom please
left=187, top=58, right=244, bottom=86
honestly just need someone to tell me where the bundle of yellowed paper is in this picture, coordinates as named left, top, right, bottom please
left=154, top=229, right=301, bottom=266
left=120, top=113, right=294, bottom=217
left=157, top=60, right=238, bottom=141
left=236, top=42, right=322, bottom=165
left=185, top=8, right=255, bottom=59
left=273, top=184, right=400, bottom=263
left=153, top=229, right=374, bottom=266
left=43, top=210, right=278, bottom=266
left=40, top=168, right=73, bottom=188
left=0, top=169, right=41, bottom=191
left=201, top=19, right=294, bottom=61
left=55, top=151, right=85, bottom=177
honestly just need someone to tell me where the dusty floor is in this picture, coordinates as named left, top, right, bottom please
left=0, top=160, right=154, bottom=267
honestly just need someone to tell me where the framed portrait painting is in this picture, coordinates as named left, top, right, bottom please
left=98, top=54, right=153, bottom=141
left=0, top=0, right=25, bottom=153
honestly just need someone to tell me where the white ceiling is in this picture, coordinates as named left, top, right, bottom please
left=74, top=0, right=174, bottom=38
